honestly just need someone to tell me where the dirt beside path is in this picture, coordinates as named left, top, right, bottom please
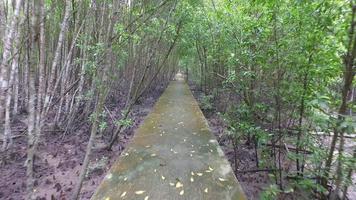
left=0, top=85, right=166, bottom=200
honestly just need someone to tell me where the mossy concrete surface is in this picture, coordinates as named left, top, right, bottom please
left=92, top=77, right=246, bottom=200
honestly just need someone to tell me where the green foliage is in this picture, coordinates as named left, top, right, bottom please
left=199, top=94, right=214, bottom=111
left=115, top=118, right=133, bottom=128
left=174, top=0, right=354, bottom=198
left=89, top=110, right=109, bottom=133
left=260, top=184, right=281, bottom=200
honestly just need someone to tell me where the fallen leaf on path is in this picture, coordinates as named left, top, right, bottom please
left=135, top=190, right=145, bottom=195
left=179, top=190, right=184, bottom=195
left=176, top=181, right=183, bottom=188
left=219, top=178, right=227, bottom=182
left=120, top=191, right=127, bottom=197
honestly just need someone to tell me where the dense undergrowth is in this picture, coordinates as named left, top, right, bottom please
left=180, top=1, right=355, bottom=199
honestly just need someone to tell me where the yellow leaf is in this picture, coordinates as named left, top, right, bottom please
left=190, top=177, right=194, bottom=182
left=161, top=176, right=166, bottom=180
left=144, top=196, right=149, bottom=200
left=204, top=188, right=208, bottom=193
left=120, top=191, right=127, bottom=197
left=176, top=181, right=183, bottom=188
left=197, top=173, right=203, bottom=176
left=218, top=177, right=227, bottom=182
left=179, top=190, right=184, bottom=195
left=135, top=190, right=145, bottom=195
left=106, top=173, right=113, bottom=179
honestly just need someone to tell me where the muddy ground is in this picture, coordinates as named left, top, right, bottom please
left=0, top=85, right=166, bottom=200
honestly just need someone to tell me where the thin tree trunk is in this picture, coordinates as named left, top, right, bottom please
left=0, top=0, right=23, bottom=129
left=44, top=0, right=71, bottom=113
left=72, top=82, right=108, bottom=200
left=330, top=3, right=356, bottom=199
left=341, top=149, right=356, bottom=200
left=2, top=30, right=21, bottom=150
left=323, top=2, right=356, bottom=192
left=26, top=0, right=40, bottom=198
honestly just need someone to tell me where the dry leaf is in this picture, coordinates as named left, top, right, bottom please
left=106, top=174, right=113, bottom=179
left=218, top=177, right=227, bottom=182
left=120, top=191, right=127, bottom=197
left=135, top=190, right=145, bottom=195
left=176, top=181, right=183, bottom=188
left=179, top=190, right=184, bottom=195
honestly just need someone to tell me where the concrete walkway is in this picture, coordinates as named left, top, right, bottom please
left=92, top=77, right=246, bottom=200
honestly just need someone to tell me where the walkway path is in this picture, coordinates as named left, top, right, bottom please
left=92, top=76, right=246, bottom=200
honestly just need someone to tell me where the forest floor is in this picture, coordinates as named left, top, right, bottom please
left=188, top=83, right=269, bottom=200
left=188, top=83, right=356, bottom=200
left=0, top=85, right=167, bottom=200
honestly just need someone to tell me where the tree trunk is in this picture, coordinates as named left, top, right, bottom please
left=0, top=0, right=23, bottom=130
left=2, top=30, right=21, bottom=150
left=323, top=2, right=356, bottom=192
left=329, top=3, right=356, bottom=199
left=44, top=0, right=71, bottom=113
